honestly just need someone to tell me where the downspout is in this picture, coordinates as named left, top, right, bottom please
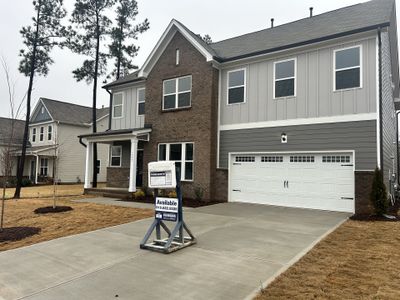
left=378, top=28, right=384, bottom=174
left=105, top=88, right=112, bottom=130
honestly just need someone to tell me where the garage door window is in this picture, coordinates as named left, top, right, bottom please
left=235, top=156, right=255, bottom=162
left=322, top=155, right=350, bottom=163
left=261, top=156, right=283, bottom=162
left=290, top=156, right=315, bottom=163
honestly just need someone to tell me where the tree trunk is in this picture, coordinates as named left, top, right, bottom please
left=116, top=22, right=123, bottom=80
left=14, top=2, right=41, bottom=199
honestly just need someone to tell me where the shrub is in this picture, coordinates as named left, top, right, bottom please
left=194, top=186, right=204, bottom=202
left=370, top=167, right=388, bottom=216
left=168, top=190, right=177, bottom=198
left=134, top=189, right=145, bottom=200
left=141, top=185, right=149, bottom=197
left=21, top=179, right=32, bottom=187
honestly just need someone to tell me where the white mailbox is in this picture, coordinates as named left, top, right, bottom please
left=148, top=161, right=177, bottom=189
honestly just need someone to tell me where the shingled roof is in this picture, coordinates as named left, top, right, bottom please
left=0, top=117, right=25, bottom=145
left=40, top=98, right=109, bottom=126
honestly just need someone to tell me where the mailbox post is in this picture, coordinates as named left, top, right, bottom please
left=140, top=161, right=196, bottom=253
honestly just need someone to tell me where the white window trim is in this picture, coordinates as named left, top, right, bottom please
left=273, top=57, right=297, bottom=99
left=39, top=126, right=44, bottom=142
left=333, top=45, right=362, bottom=92
left=162, top=75, right=192, bottom=111
left=112, top=92, right=124, bottom=119
left=137, top=87, right=145, bottom=116
left=40, top=158, right=49, bottom=176
left=227, top=68, right=247, bottom=105
left=47, top=125, right=53, bottom=141
left=110, top=145, right=122, bottom=167
left=157, top=142, right=194, bottom=182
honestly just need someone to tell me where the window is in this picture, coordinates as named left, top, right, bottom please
left=39, top=127, right=44, bottom=141
left=96, top=160, right=101, bottom=174
left=322, top=155, right=351, bottom=163
left=334, top=46, right=361, bottom=90
left=32, top=128, right=36, bottom=142
left=47, top=125, right=52, bottom=140
left=290, top=156, right=315, bottom=163
left=274, top=58, right=296, bottom=98
left=261, top=156, right=283, bottom=163
left=235, top=156, right=255, bottom=162
left=227, top=69, right=246, bottom=104
left=176, top=49, right=180, bottom=65
left=110, top=146, right=122, bottom=167
left=158, top=142, right=194, bottom=181
left=40, top=158, right=48, bottom=176
left=163, top=76, right=192, bottom=110
left=137, top=88, right=145, bottom=115
left=112, top=93, right=123, bottom=118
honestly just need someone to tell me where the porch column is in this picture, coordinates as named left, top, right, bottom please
left=35, top=155, right=39, bottom=184
left=84, top=141, right=93, bottom=189
left=129, top=137, right=138, bottom=193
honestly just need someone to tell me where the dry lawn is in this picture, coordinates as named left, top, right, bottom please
left=256, top=220, right=400, bottom=300
left=0, top=197, right=153, bottom=251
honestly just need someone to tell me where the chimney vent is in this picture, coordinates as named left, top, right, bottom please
left=271, top=18, right=274, bottom=28
left=309, top=7, right=313, bottom=17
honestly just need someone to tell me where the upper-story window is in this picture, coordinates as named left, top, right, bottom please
left=163, top=75, right=192, bottom=110
left=39, top=127, right=44, bottom=142
left=112, top=93, right=124, bottom=118
left=47, top=125, right=52, bottom=141
left=274, top=58, right=296, bottom=98
left=32, top=128, right=36, bottom=142
left=334, top=46, right=361, bottom=91
left=137, top=88, right=145, bottom=116
left=227, top=69, right=246, bottom=104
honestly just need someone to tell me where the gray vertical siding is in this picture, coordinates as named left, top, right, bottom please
left=220, top=36, right=377, bottom=125
left=219, top=120, right=377, bottom=171
left=111, top=84, right=145, bottom=130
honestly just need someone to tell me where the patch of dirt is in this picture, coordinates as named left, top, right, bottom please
left=34, top=206, right=73, bottom=214
left=0, top=227, right=41, bottom=242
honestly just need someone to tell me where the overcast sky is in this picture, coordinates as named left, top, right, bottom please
left=0, top=0, right=395, bottom=119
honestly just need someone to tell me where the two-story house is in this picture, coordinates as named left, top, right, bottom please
left=21, top=98, right=109, bottom=184
left=81, top=0, right=399, bottom=215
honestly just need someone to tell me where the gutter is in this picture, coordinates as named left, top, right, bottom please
left=378, top=28, right=384, bottom=174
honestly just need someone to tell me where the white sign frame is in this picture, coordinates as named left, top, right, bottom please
left=148, top=161, right=177, bottom=188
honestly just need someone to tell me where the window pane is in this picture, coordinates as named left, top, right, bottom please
left=178, top=92, right=191, bottom=107
left=178, top=76, right=191, bottom=92
left=138, top=89, right=145, bottom=103
left=228, top=87, right=245, bottom=104
left=164, top=79, right=176, bottom=94
left=158, top=144, right=166, bottom=160
left=228, top=70, right=245, bottom=87
left=336, top=47, right=360, bottom=69
left=175, top=162, right=182, bottom=178
left=185, top=143, right=193, bottom=160
left=185, top=162, right=193, bottom=180
left=275, top=78, right=295, bottom=98
left=138, top=102, right=145, bottom=115
left=113, top=94, right=123, bottom=105
left=111, top=146, right=121, bottom=156
left=169, top=144, right=182, bottom=161
left=113, top=105, right=122, bottom=117
left=111, top=157, right=120, bottom=166
left=275, top=60, right=295, bottom=79
left=336, top=68, right=360, bottom=90
left=163, top=95, right=176, bottom=109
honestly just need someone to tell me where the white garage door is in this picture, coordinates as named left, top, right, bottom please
left=230, top=152, right=354, bottom=213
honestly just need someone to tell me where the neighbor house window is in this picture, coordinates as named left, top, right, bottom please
left=163, top=76, right=192, bottom=110
left=158, top=142, right=194, bottom=181
left=227, top=69, right=246, bottom=104
left=112, top=93, right=123, bottom=118
left=32, top=128, right=36, bottom=142
left=274, top=58, right=296, bottom=98
left=47, top=125, right=52, bottom=140
left=110, top=145, right=122, bottom=167
left=137, top=88, right=145, bottom=115
left=334, top=46, right=361, bottom=90
left=39, top=127, right=44, bottom=141
left=40, top=158, right=48, bottom=176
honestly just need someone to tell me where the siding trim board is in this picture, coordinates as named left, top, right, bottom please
left=220, top=112, right=376, bottom=131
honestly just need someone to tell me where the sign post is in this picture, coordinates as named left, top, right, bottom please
left=140, top=161, right=196, bottom=253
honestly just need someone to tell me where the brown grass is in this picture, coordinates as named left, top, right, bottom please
left=256, top=220, right=400, bottom=300
left=0, top=197, right=153, bottom=251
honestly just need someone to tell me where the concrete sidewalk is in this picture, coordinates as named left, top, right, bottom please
left=0, top=203, right=349, bottom=300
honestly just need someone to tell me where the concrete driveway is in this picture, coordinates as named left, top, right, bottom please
left=0, top=203, right=349, bottom=300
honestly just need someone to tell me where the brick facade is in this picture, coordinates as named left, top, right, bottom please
left=142, top=32, right=219, bottom=201
left=355, top=171, right=375, bottom=215
left=107, top=167, right=129, bottom=188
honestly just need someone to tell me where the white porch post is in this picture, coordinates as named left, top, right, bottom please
left=129, top=137, right=138, bottom=192
left=35, top=155, right=39, bottom=184
left=84, top=141, right=93, bottom=189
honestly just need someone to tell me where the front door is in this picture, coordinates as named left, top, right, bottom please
left=136, top=150, right=144, bottom=187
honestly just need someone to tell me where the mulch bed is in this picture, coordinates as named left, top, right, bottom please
left=350, top=214, right=400, bottom=222
left=34, top=206, right=73, bottom=214
left=0, top=227, right=41, bottom=242
left=123, top=196, right=222, bottom=208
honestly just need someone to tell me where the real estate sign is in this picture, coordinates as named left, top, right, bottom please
left=155, top=197, right=178, bottom=222
left=148, top=161, right=177, bottom=188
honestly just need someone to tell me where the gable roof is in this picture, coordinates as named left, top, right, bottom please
left=37, top=98, right=109, bottom=126
left=0, top=117, right=25, bottom=145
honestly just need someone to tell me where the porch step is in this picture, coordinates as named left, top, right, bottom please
left=85, top=188, right=133, bottom=200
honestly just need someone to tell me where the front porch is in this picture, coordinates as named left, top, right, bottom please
left=79, top=127, right=151, bottom=194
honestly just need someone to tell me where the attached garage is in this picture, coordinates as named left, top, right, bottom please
left=229, top=152, right=355, bottom=213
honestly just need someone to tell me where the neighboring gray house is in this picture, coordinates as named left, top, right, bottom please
left=81, top=0, right=399, bottom=215
left=20, top=98, right=109, bottom=184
